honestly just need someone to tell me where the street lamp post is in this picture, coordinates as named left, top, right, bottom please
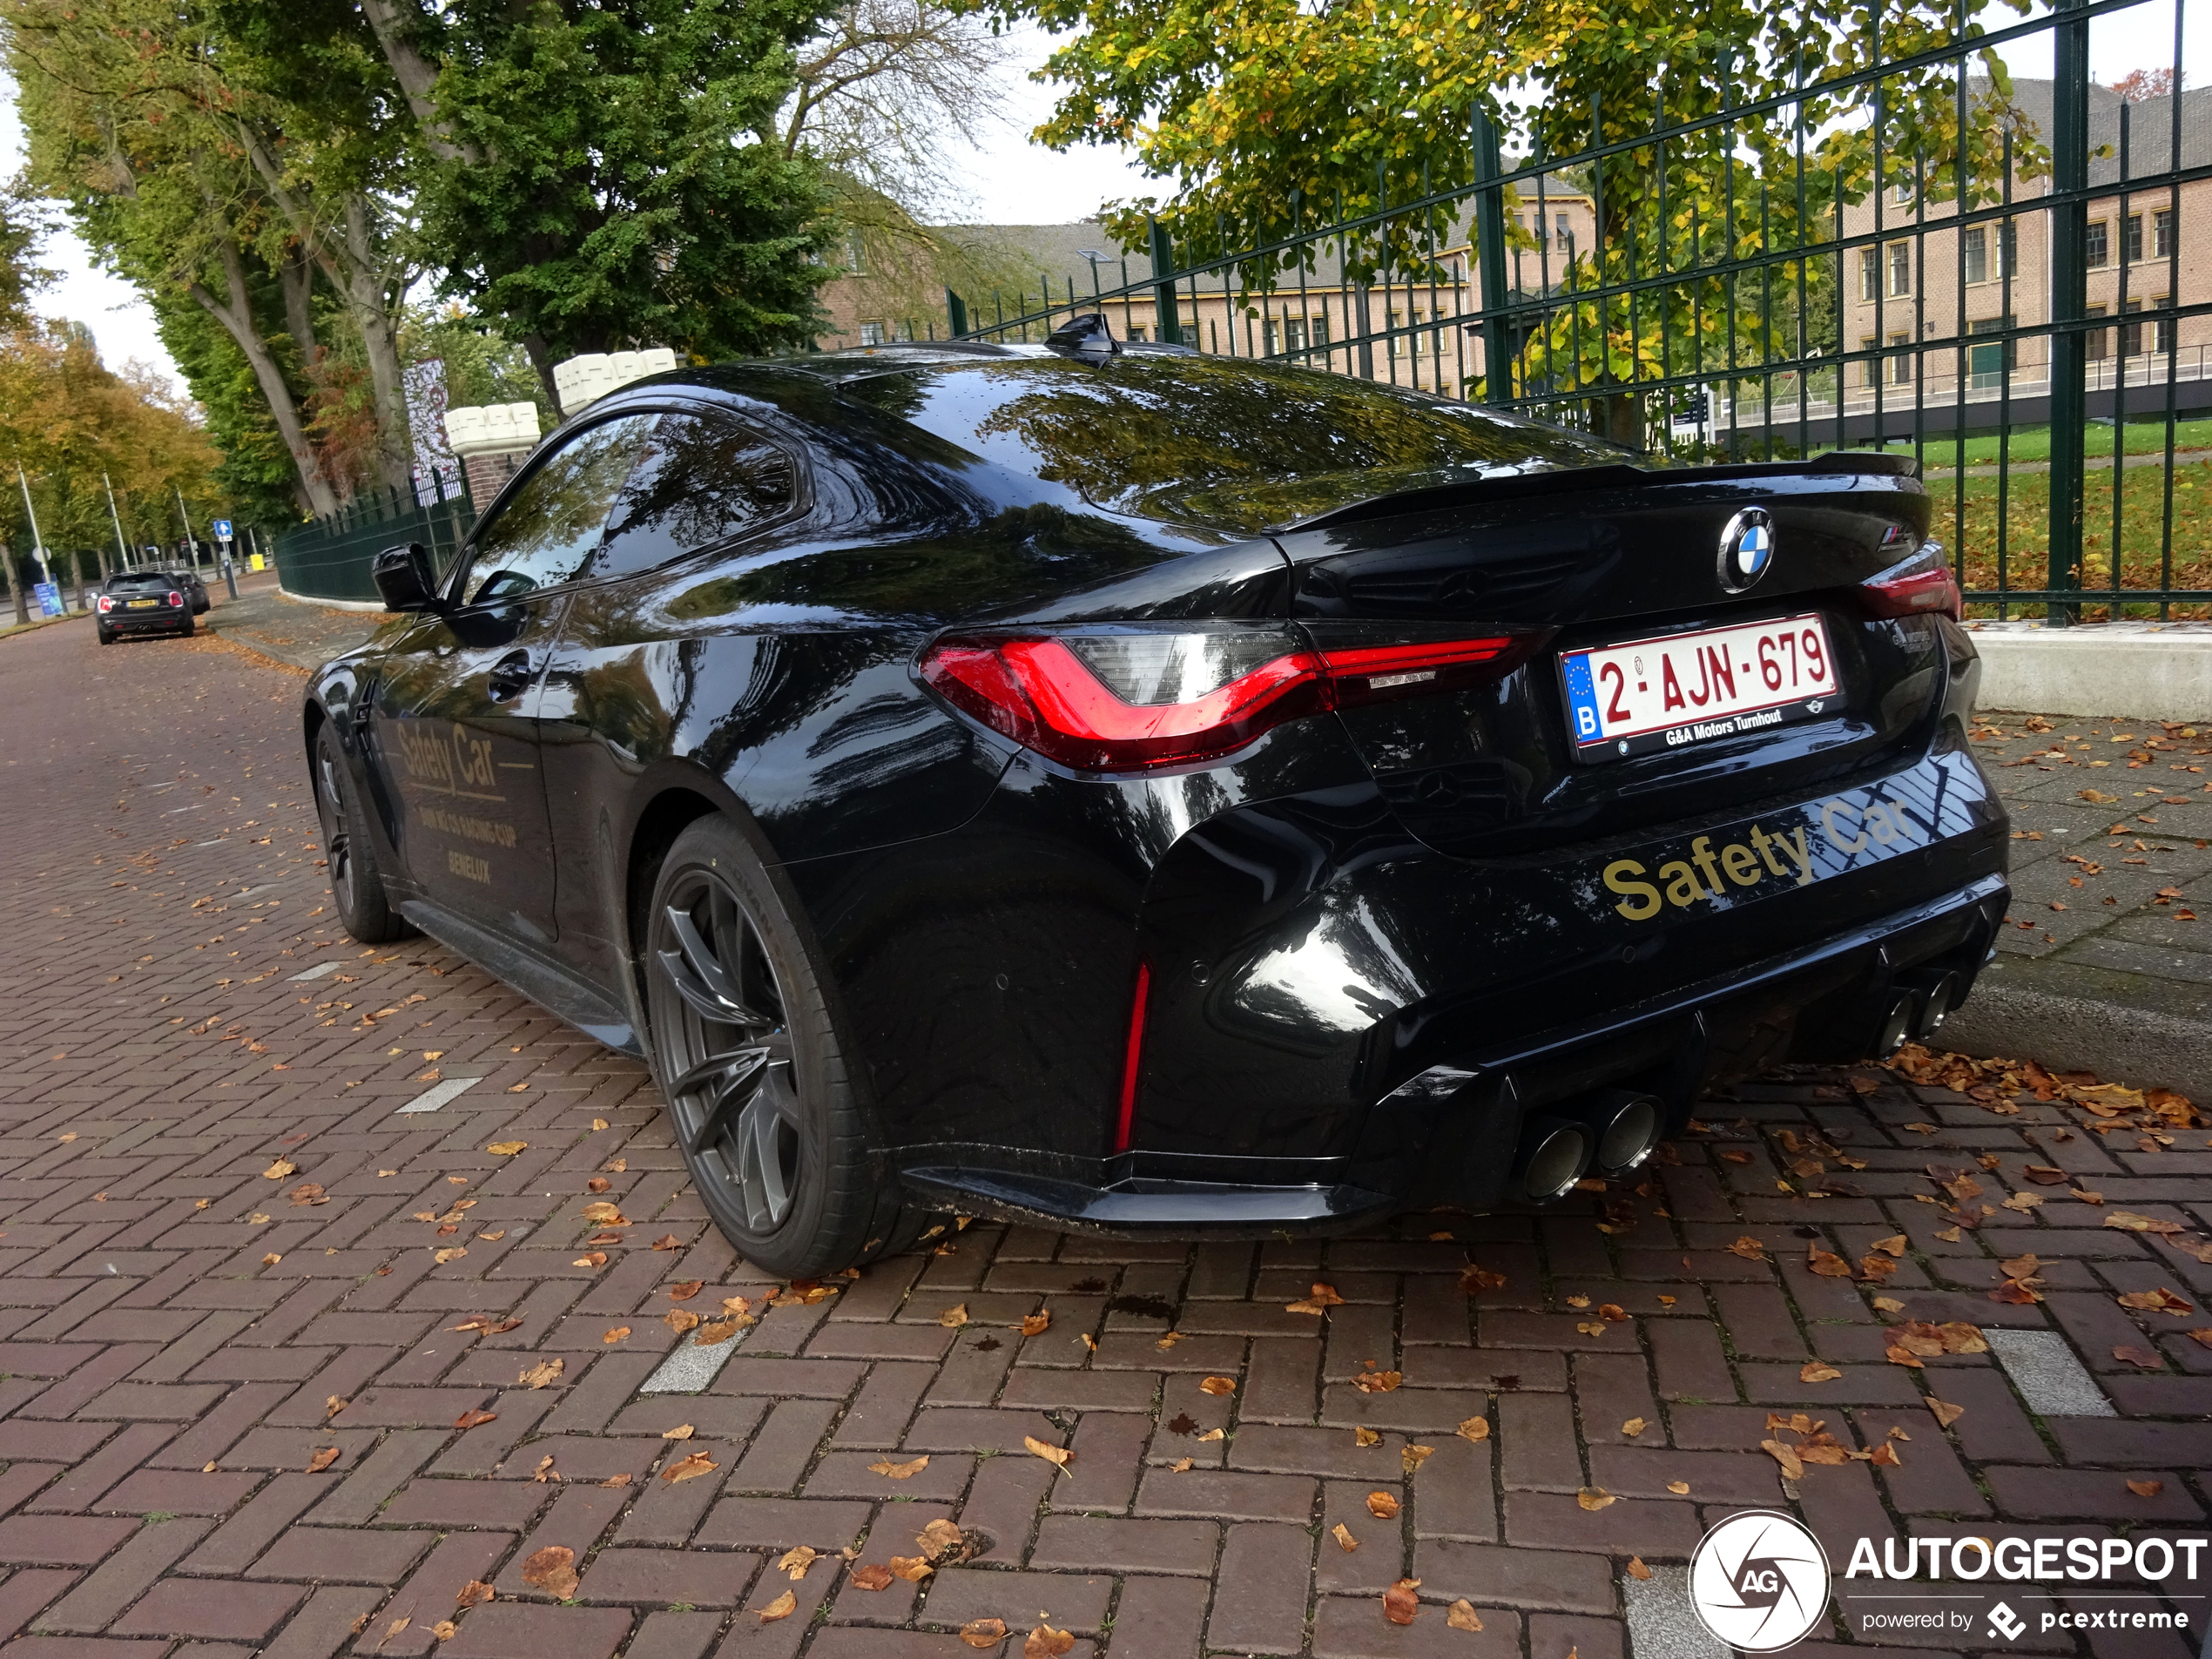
left=104, top=474, right=132, bottom=574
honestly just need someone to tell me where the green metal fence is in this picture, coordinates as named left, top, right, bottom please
left=273, top=482, right=476, bottom=605
left=951, top=0, right=2211, bottom=622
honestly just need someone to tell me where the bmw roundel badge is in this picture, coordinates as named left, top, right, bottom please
left=1717, top=507, right=1776, bottom=594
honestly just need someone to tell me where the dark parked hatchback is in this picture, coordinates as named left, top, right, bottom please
left=302, top=334, right=2007, bottom=1274
left=97, top=571, right=196, bottom=643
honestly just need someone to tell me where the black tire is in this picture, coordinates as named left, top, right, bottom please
left=643, top=816, right=929, bottom=1277
left=179, top=617, right=195, bottom=637
left=313, top=722, right=412, bottom=944
left=97, top=627, right=112, bottom=645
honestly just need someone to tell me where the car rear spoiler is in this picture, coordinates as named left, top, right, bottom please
left=1273, top=449, right=1922, bottom=534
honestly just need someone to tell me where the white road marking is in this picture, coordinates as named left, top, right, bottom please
left=395, top=1076, right=482, bottom=1115
left=287, top=962, right=343, bottom=981
left=640, top=1329, right=750, bottom=1393
left=1624, top=1564, right=1727, bottom=1659
left=1985, top=1328, right=2116, bottom=1417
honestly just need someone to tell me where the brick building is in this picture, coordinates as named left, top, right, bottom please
left=1838, top=78, right=2211, bottom=412
left=811, top=195, right=1600, bottom=398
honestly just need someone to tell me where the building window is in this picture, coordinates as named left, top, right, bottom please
left=2155, top=296, right=2174, bottom=354
left=1893, top=179, right=1915, bottom=207
left=1888, top=241, right=1912, bottom=297
left=2121, top=297, right=2144, bottom=357
left=846, top=233, right=867, bottom=276
left=2155, top=210, right=2175, bottom=258
left=1262, top=319, right=1281, bottom=355
left=2086, top=304, right=2109, bottom=360
left=1125, top=324, right=1148, bottom=342
left=858, top=320, right=886, bottom=346
left=1555, top=214, right=1572, bottom=251
left=2087, top=221, right=2108, bottom=267
left=1889, top=332, right=1914, bottom=383
left=2126, top=214, right=2144, bottom=262
left=1309, top=314, right=1330, bottom=347
left=1964, top=227, right=1987, bottom=286
left=1284, top=317, right=1311, bottom=353
left=1859, top=247, right=1880, bottom=303
left=1861, top=334, right=1880, bottom=386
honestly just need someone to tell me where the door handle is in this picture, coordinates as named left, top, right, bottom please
left=486, top=650, right=535, bottom=702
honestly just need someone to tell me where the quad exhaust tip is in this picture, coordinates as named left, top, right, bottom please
left=1514, top=1116, right=1593, bottom=1204
left=1881, top=968, right=1962, bottom=1055
left=1514, top=1088, right=1667, bottom=1203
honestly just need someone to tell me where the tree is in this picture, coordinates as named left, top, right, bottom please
left=351, top=0, right=840, bottom=397
left=6, top=0, right=347, bottom=512
left=977, top=0, right=2040, bottom=442
left=2112, top=68, right=2182, bottom=103
left=0, top=322, right=229, bottom=615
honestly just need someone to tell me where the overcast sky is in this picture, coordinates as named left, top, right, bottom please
left=3, top=3, right=2199, bottom=398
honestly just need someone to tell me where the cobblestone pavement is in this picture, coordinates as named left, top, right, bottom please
left=199, top=573, right=383, bottom=673
left=3, top=618, right=2209, bottom=1659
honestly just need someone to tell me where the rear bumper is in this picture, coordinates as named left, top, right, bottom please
left=898, top=870, right=2004, bottom=1234
left=885, top=737, right=2008, bottom=1234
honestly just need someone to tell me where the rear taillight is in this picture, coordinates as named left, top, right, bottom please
left=1863, top=543, right=1961, bottom=622
left=920, top=627, right=1523, bottom=772
left=97, top=596, right=113, bottom=612
left=168, top=591, right=184, bottom=608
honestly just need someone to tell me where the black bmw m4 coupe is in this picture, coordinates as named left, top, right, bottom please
left=303, top=322, right=2007, bottom=1275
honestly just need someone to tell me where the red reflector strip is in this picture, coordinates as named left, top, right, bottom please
left=1114, top=959, right=1150, bottom=1154
left=1318, top=637, right=1515, bottom=679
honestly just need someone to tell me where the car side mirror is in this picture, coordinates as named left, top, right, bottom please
left=373, top=543, right=442, bottom=612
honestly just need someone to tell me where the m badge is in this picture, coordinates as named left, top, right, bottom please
left=1718, top=507, right=1777, bottom=594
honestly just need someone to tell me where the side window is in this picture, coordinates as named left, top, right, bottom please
left=458, top=414, right=657, bottom=604
left=591, top=409, right=798, bottom=582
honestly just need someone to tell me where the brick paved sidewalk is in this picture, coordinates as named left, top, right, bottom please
left=2, top=619, right=2207, bottom=1659
left=1951, top=711, right=2212, bottom=1089
left=198, top=572, right=383, bottom=673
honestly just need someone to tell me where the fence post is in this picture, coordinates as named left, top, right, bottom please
left=945, top=287, right=968, bottom=338
left=1149, top=219, right=1183, bottom=344
left=2046, top=0, right=2091, bottom=626
left=1473, top=109, right=1513, bottom=403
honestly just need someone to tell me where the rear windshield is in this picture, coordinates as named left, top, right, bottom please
left=108, top=574, right=175, bottom=589
left=849, top=351, right=1628, bottom=529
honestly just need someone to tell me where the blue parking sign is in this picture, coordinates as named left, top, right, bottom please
left=213, top=518, right=233, bottom=541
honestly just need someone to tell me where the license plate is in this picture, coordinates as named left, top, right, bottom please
left=1561, top=612, right=1841, bottom=760
left=125, top=598, right=158, bottom=609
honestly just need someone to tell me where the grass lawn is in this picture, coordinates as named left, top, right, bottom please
left=1932, top=453, right=2212, bottom=617
left=1848, top=415, right=2212, bottom=469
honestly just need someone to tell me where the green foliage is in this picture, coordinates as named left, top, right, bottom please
left=401, top=305, right=549, bottom=419
left=973, top=0, right=2043, bottom=437
left=400, top=0, right=840, bottom=364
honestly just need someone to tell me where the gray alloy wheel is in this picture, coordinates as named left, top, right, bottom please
left=644, top=817, right=927, bottom=1276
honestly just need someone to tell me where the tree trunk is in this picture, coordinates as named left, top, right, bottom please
left=329, top=198, right=415, bottom=494
left=1, top=538, right=25, bottom=625
left=357, top=0, right=482, bottom=165
left=280, top=246, right=320, bottom=363
left=190, top=240, right=342, bottom=518
left=1598, top=390, right=1644, bottom=450
left=524, top=331, right=563, bottom=415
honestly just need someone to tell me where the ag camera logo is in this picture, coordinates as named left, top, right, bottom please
left=1690, top=1510, right=1831, bottom=1651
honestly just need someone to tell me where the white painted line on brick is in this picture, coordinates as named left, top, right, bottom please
left=1985, top=1328, right=2117, bottom=1417
left=639, top=1329, right=749, bottom=1393
left=1623, top=1565, right=1727, bottom=1659
left=395, top=1076, right=482, bottom=1116
left=288, top=962, right=342, bottom=981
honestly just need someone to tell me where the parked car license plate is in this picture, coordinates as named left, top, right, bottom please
left=1561, top=612, right=1840, bottom=760
left=125, top=598, right=158, bottom=609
